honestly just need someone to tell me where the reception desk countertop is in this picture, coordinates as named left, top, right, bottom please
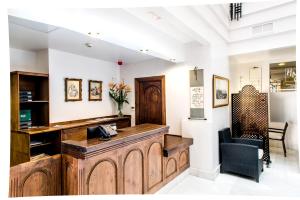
left=62, top=123, right=169, bottom=159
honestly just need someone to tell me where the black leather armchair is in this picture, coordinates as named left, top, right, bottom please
left=219, top=128, right=264, bottom=182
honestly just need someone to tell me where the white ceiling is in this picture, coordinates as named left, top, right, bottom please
left=229, top=46, right=296, bottom=64
left=8, top=1, right=296, bottom=63
left=9, top=16, right=154, bottom=64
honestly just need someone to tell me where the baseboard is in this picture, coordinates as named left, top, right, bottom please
left=189, top=164, right=220, bottom=180
left=155, top=168, right=190, bottom=194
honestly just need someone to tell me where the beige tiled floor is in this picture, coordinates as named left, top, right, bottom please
left=157, top=147, right=300, bottom=197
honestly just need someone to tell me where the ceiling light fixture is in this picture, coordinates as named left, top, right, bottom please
left=139, top=49, right=149, bottom=53
left=85, top=43, right=93, bottom=48
left=170, top=59, right=176, bottom=62
left=87, top=32, right=100, bottom=38
left=147, top=11, right=162, bottom=21
left=278, top=63, right=285, bottom=66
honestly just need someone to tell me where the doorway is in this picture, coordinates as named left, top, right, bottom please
left=135, top=76, right=166, bottom=125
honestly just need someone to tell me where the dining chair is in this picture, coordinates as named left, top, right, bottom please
left=269, top=122, right=288, bottom=157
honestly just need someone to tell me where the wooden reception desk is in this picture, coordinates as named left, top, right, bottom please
left=61, top=124, right=193, bottom=194
left=9, top=123, right=193, bottom=196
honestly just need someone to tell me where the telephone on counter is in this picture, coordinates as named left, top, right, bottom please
left=87, top=124, right=118, bottom=141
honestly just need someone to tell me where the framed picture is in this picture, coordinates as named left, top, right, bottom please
left=89, top=80, right=102, bottom=101
left=213, top=75, right=229, bottom=108
left=65, top=78, right=82, bottom=101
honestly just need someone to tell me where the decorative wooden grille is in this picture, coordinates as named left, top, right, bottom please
left=230, top=3, right=242, bottom=21
left=232, top=85, right=270, bottom=163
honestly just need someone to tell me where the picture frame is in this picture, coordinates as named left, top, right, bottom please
left=213, top=75, right=229, bottom=108
left=65, top=78, right=82, bottom=101
left=88, top=80, right=102, bottom=101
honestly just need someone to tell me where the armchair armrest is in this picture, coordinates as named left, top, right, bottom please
left=232, top=138, right=263, bottom=149
left=221, top=143, right=259, bottom=165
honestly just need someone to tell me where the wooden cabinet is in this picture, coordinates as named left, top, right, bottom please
left=11, top=71, right=50, bottom=131
left=9, top=154, right=61, bottom=197
left=11, top=130, right=61, bottom=166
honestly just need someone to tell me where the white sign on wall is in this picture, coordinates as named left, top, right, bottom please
left=190, top=86, right=204, bottom=109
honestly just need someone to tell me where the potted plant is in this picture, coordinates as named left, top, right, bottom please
left=109, top=81, right=131, bottom=117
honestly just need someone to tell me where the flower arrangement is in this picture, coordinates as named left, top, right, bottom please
left=109, top=81, right=131, bottom=117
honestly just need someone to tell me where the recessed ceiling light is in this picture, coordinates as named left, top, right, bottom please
left=147, top=11, right=162, bottom=21
left=85, top=43, right=93, bottom=48
left=278, top=63, right=285, bottom=66
left=87, top=32, right=100, bottom=38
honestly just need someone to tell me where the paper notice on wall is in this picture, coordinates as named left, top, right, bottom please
left=190, top=86, right=204, bottom=109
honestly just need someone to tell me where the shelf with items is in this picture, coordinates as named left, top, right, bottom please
left=11, top=71, right=50, bottom=131
left=29, top=131, right=61, bottom=158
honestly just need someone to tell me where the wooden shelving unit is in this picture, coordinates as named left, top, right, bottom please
left=10, top=71, right=55, bottom=166
left=11, top=71, right=50, bottom=130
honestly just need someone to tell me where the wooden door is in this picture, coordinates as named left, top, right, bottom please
left=135, top=76, right=166, bottom=125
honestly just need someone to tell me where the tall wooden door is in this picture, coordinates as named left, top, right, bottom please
left=135, top=76, right=166, bottom=125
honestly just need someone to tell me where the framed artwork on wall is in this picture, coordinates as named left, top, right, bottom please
left=89, top=80, right=102, bottom=101
left=213, top=75, right=229, bottom=108
left=65, top=78, right=82, bottom=101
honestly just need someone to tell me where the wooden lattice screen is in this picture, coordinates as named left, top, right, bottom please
left=232, top=85, right=270, bottom=163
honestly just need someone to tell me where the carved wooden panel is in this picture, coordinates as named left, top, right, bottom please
left=22, top=170, right=50, bottom=196
left=123, top=149, right=144, bottom=194
left=147, top=142, right=163, bottom=190
left=232, top=85, right=269, bottom=162
left=165, top=157, right=177, bottom=178
left=87, top=159, right=117, bottom=194
left=179, top=149, right=189, bottom=170
left=9, top=154, right=61, bottom=197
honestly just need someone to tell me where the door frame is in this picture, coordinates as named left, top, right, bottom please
left=135, top=75, right=166, bottom=125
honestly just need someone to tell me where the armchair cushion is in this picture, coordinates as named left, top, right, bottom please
left=232, top=138, right=264, bottom=149
left=258, top=149, right=264, bottom=159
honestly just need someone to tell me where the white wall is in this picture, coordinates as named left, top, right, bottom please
left=229, top=47, right=297, bottom=150
left=270, top=92, right=298, bottom=150
left=10, top=47, right=121, bottom=123
left=10, top=48, right=49, bottom=73
left=48, top=49, right=120, bottom=123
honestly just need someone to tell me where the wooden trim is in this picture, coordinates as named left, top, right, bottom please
left=65, top=78, right=82, bottom=102
left=50, top=115, right=131, bottom=126
left=11, top=71, right=49, bottom=77
left=135, top=75, right=166, bottom=125
left=212, top=75, right=230, bottom=108
left=88, top=80, right=102, bottom=101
